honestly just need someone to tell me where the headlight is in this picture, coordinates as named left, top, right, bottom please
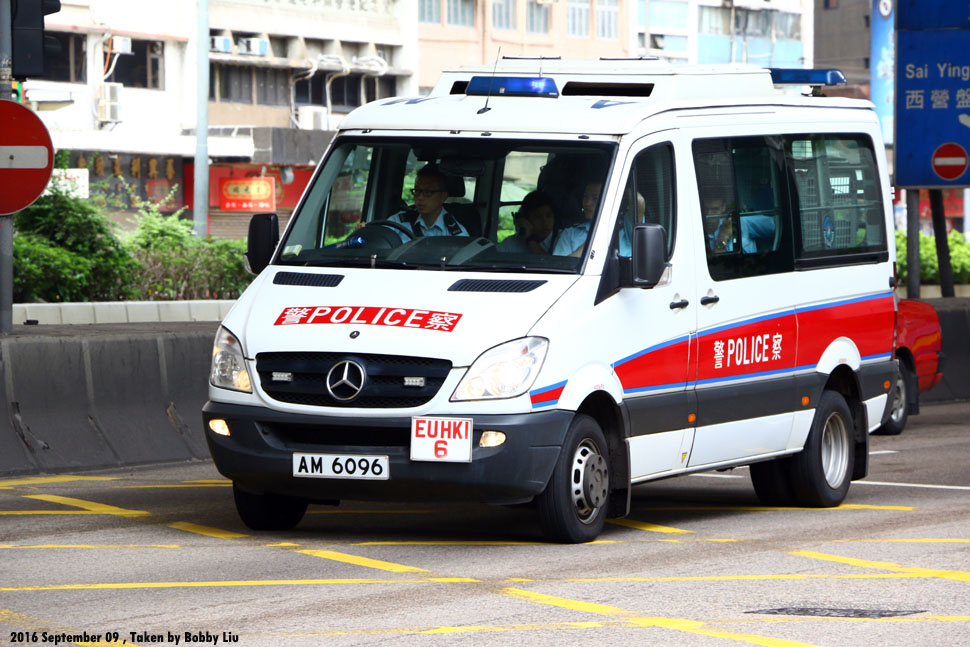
left=210, top=327, right=252, bottom=393
left=451, top=337, right=548, bottom=401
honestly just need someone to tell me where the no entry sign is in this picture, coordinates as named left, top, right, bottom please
left=931, top=142, right=968, bottom=182
left=0, top=101, right=54, bottom=215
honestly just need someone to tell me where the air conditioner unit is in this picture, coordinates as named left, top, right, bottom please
left=209, top=36, right=232, bottom=53
left=297, top=105, right=327, bottom=130
left=239, top=37, right=269, bottom=56
left=98, top=82, right=122, bottom=122
left=111, top=36, right=133, bottom=55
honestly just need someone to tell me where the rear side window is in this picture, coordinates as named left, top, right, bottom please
left=787, top=134, right=887, bottom=266
left=693, top=136, right=794, bottom=280
left=616, top=142, right=676, bottom=259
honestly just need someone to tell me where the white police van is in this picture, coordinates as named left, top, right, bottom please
left=204, top=59, right=897, bottom=543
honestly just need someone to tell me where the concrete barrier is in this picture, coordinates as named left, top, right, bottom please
left=0, top=322, right=218, bottom=476
left=923, top=298, right=970, bottom=403
left=14, top=300, right=236, bottom=325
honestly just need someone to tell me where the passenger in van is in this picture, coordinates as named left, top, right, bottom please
left=705, top=196, right=776, bottom=254
left=498, top=191, right=559, bottom=254
left=386, top=164, right=470, bottom=241
left=553, top=181, right=602, bottom=257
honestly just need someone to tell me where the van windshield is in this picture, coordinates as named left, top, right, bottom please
left=276, top=137, right=615, bottom=273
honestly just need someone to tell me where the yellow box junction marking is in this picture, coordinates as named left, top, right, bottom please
left=295, top=549, right=431, bottom=573
left=499, top=588, right=822, bottom=647
left=608, top=518, right=695, bottom=534
left=791, top=550, right=970, bottom=583
left=0, top=475, right=116, bottom=489
left=167, top=522, right=249, bottom=540
left=19, top=494, right=148, bottom=517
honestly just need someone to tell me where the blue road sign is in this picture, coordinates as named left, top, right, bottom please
left=896, top=0, right=970, bottom=31
left=895, top=29, right=970, bottom=187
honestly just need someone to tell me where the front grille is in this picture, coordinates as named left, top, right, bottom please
left=256, top=352, right=452, bottom=408
left=262, top=422, right=410, bottom=449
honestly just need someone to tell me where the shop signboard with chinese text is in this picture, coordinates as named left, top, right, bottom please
left=219, top=177, right=277, bottom=211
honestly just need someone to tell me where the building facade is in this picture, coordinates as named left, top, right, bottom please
left=638, top=0, right=813, bottom=69
left=24, top=0, right=418, bottom=238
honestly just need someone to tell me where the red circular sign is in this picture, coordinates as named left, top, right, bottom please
left=0, top=101, right=54, bottom=215
left=931, top=142, right=968, bottom=182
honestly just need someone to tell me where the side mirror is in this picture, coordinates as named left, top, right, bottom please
left=632, top=224, right=667, bottom=288
left=245, top=213, right=279, bottom=275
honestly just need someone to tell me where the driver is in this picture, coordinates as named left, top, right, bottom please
left=386, top=165, right=470, bottom=242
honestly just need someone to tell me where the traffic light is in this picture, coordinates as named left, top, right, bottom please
left=11, top=0, right=62, bottom=80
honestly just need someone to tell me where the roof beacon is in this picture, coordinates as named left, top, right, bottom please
left=466, top=76, right=559, bottom=98
left=768, top=68, right=847, bottom=87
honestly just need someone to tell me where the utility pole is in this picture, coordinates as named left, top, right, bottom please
left=193, top=0, right=209, bottom=237
left=1, top=0, right=15, bottom=334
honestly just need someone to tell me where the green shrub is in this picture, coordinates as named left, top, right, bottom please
left=12, top=233, right=94, bottom=302
left=895, top=229, right=970, bottom=284
left=13, top=179, right=137, bottom=301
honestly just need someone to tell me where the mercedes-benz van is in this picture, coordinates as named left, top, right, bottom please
left=204, top=59, right=896, bottom=542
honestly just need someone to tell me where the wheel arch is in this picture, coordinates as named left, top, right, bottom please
left=576, top=390, right=630, bottom=518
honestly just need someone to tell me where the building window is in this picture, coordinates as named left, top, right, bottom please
left=256, top=67, right=289, bottom=106
left=448, top=0, right=475, bottom=26
left=698, top=6, right=730, bottom=35
left=46, top=32, right=86, bottom=83
left=527, top=0, right=550, bottom=33
left=212, top=64, right=253, bottom=103
left=824, top=0, right=838, bottom=8
left=106, top=39, right=164, bottom=89
left=596, top=0, right=619, bottom=39
left=493, top=0, right=516, bottom=30
left=568, top=0, right=590, bottom=37
left=295, top=72, right=397, bottom=112
left=419, top=0, right=441, bottom=23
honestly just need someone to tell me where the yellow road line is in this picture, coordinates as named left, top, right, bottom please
left=562, top=573, right=922, bottom=583
left=790, top=550, right=970, bottom=582
left=608, top=518, right=695, bottom=534
left=0, top=510, right=103, bottom=515
left=21, top=494, right=148, bottom=517
left=835, top=538, right=970, bottom=543
left=0, top=475, right=116, bottom=489
left=500, top=588, right=821, bottom=647
left=274, top=620, right=618, bottom=638
left=0, top=578, right=443, bottom=591
left=167, top=522, right=249, bottom=539
left=295, top=549, right=430, bottom=573
left=0, top=544, right=179, bottom=549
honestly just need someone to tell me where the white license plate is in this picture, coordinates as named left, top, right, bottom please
left=410, top=416, right=473, bottom=462
left=292, top=453, right=389, bottom=480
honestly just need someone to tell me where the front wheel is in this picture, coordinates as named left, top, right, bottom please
left=233, top=483, right=307, bottom=530
left=536, top=415, right=610, bottom=543
left=788, top=390, right=855, bottom=507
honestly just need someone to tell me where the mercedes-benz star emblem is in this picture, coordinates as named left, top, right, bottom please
left=326, top=360, right=366, bottom=401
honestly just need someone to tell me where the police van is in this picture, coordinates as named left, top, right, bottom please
left=203, top=59, right=897, bottom=543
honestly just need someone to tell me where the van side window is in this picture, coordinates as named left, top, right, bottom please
left=786, top=134, right=888, bottom=266
left=616, top=142, right=676, bottom=258
left=693, top=137, right=794, bottom=280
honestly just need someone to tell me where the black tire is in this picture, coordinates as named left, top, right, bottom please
left=233, top=483, right=307, bottom=531
left=749, top=457, right=796, bottom=506
left=788, top=390, right=855, bottom=507
left=536, top=415, right=610, bottom=543
left=874, top=359, right=912, bottom=436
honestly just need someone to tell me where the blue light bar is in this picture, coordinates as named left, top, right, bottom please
left=466, top=76, right=559, bottom=98
left=768, top=68, right=847, bottom=86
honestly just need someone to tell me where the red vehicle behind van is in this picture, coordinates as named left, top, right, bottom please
left=877, top=299, right=943, bottom=435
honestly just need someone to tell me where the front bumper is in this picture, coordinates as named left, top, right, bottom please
left=203, top=401, right=573, bottom=505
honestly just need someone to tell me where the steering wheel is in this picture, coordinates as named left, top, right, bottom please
left=345, top=220, right=415, bottom=249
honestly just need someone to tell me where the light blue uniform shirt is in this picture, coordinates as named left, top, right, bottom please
left=386, top=208, right=469, bottom=243
left=552, top=221, right=591, bottom=256
left=498, top=231, right=555, bottom=253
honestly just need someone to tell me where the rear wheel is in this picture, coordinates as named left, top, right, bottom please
left=536, top=415, right=610, bottom=543
left=233, top=483, right=307, bottom=530
left=789, top=390, right=854, bottom=507
left=874, top=359, right=912, bottom=436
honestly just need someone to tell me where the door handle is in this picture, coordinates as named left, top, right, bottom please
left=700, top=295, right=720, bottom=306
left=669, top=299, right=689, bottom=310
